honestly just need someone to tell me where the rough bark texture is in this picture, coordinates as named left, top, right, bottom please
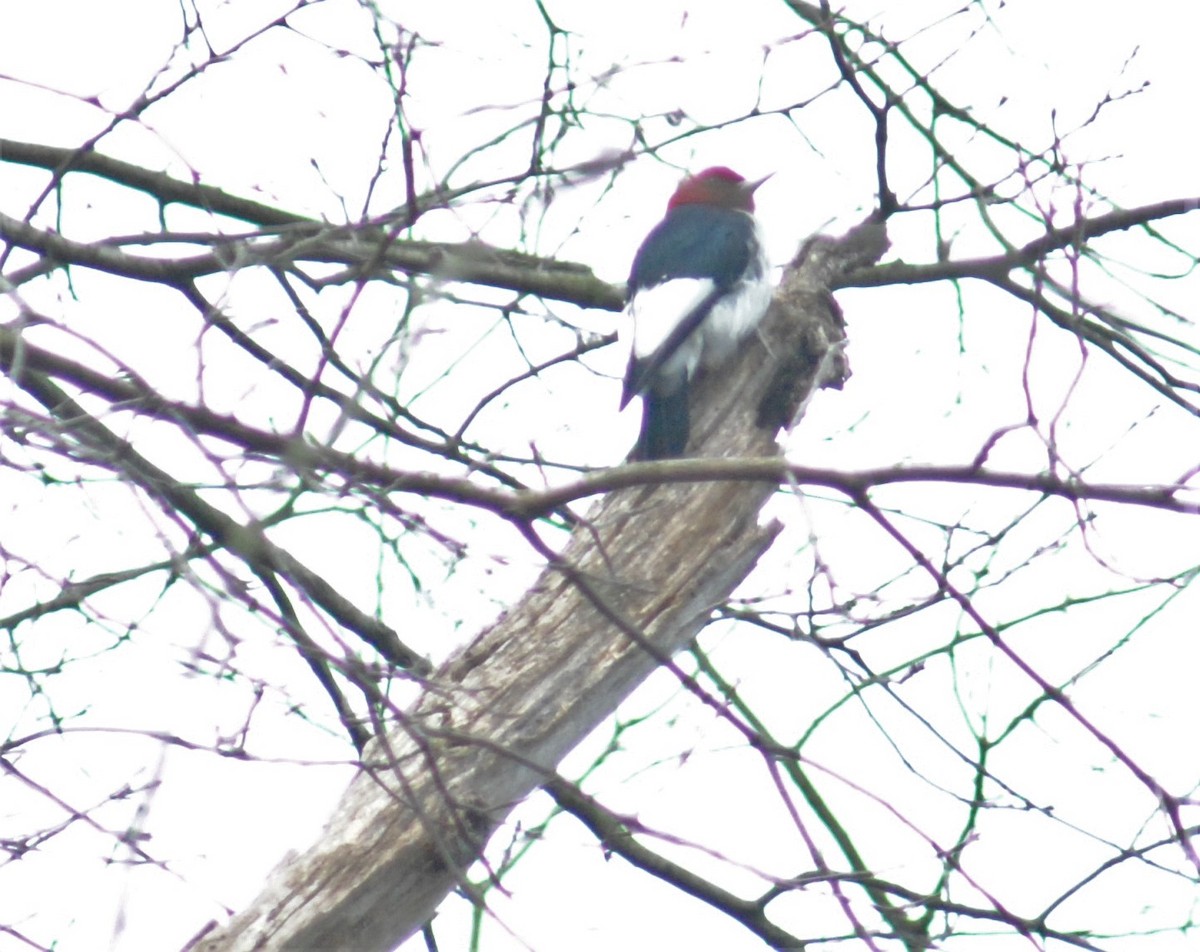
left=187, top=222, right=887, bottom=952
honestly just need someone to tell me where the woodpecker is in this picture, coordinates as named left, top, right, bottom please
left=620, top=166, right=771, bottom=460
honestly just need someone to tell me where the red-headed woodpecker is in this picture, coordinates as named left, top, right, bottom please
left=620, top=166, right=771, bottom=460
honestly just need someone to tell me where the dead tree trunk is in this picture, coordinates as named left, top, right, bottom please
left=188, top=223, right=887, bottom=952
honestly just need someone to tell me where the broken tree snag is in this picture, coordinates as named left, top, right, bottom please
left=687, top=218, right=888, bottom=455
left=188, top=221, right=886, bottom=952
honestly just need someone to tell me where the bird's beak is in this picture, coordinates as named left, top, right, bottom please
left=746, top=172, right=774, bottom=195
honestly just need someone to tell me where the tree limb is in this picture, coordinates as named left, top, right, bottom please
left=185, top=222, right=888, bottom=951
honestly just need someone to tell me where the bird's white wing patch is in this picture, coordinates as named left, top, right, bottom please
left=627, top=278, right=715, bottom=370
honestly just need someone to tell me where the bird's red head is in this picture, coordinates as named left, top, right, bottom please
left=666, top=166, right=769, bottom=213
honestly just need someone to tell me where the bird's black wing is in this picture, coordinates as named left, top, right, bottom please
left=621, top=207, right=757, bottom=405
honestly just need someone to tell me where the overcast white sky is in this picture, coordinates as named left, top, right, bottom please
left=2, top=1, right=1199, bottom=950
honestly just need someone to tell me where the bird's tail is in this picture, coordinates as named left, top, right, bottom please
left=632, top=386, right=689, bottom=460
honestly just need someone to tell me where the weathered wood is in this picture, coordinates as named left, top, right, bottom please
left=188, top=222, right=887, bottom=952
